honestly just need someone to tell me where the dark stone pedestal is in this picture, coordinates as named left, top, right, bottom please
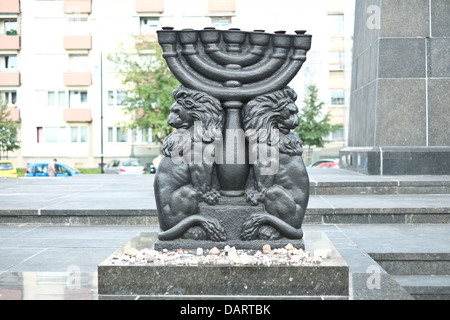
left=155, top=196, right=305, bottom=250
left=340, top=146, right=450, bottom=175
left=347, top=1, right=450, bottom=174
left=98, top=231, right=349, bottom=299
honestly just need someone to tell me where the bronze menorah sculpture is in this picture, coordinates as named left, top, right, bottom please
left=154, top=28, right=312, bottom=250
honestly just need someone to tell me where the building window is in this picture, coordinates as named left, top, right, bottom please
left=108, top=127, right=128, bottom=143
left=37, top=127, right=42, bottom=143
left=70, top=126, right=88, bottom=143
left=107, top=127, right=152, bottom=143
left=69, top=90, right=88, bottom=107
left=328, top=13, right=344, bottom=34
left=0, top=55, right=17, bottom=70
left=36, top=127, right=67, bottom=143
left=107, top=127, right=113, bottom=142
left=140, top=17, right=159, bottom=35
left=108, top=90, right=127, bottom=107
left=37, top=126, right=87, bottom=143
left=211, top=16, right=232, bottom=28
left=67, top=17, right=89, bottom=35
left=47, top=91, right=66, bottom=107
left=330, top=90, right=345, bottom=105
left=132, top=128, right=152, bottom=143
left=68, top=54, right=89, bottom=72
left=2, top=20, right=17, bottom=35
left=116, top=127, right=128, bottom=143
left=2, top=91, right=17, bottom=105
left=329, top=51, right=345, bottom=70
left=324, top=126, right=345, bottom=141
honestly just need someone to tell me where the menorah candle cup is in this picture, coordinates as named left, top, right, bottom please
left=293, top=33, right=312, bottom=51
left=200, top=28, right=221, bottom=45
left=157, top=27, right=178, bottom=58
left=222, top=28, right=246, bottom=53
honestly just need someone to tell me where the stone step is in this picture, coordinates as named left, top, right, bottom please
left=371, top=253, right=450, bottom=300
left=370, top=253, right=450, bottom=276
left=1, top=193, right=450, bottom=225
left=1, top=172, right=449, bottom=225
left=310, top=181, right=450, bottom=195
left=391, top=275, right=450, bottom=300
left=307, top=168, right=450, bottom=195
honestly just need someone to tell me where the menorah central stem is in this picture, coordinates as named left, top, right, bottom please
left=218, top=101, right=248, bottom=196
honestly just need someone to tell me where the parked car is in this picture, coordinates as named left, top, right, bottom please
left=0, top=160, right=18, bottom=178
left=25, top=162, right=82, bottom=177
left=103, top=158, right=146, bottom=175
left=315, top=161, right=340, bottom=169
left=309, top=158, right=340, bottom=168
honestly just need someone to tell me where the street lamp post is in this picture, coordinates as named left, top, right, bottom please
left=100, top=50, right=104, bottom=173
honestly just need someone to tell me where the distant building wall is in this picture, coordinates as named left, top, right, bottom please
left=2, top=0, right=354, bottom=168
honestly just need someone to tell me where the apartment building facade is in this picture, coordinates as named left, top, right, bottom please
left=0, top=0, right=353, bottom=169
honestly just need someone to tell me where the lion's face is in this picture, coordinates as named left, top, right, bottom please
left=167, top=101, right=195, bottom=129
left=275, top=101, right=299, bottom=134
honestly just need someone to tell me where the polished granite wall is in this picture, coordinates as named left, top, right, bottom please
left=340, top=0, right=450, bottom=174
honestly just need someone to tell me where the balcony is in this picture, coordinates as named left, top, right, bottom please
left=63, top=108, right=92, bottom=122
left=64, top=0, right=92, bottom=14
left=6, top=107, right=20, bottom=122
left=0, top=72, right=20, bottom=86
left=64, top=35, right=92, bottom=50
left=63, top=72, right=92, bottom=86
left=0, top=0, right=20, bottom=13
left=135, top=0, right=164, bottom=13
left=0, top=35, right=20, bottom=50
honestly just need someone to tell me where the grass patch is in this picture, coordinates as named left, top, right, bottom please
left=78, top=168, right=102, bottom=174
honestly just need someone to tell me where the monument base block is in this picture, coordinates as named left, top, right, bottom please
left=156, top=196, right=306, bottom=250
left=340, top=146, right=450, bottom=175
left=98, top=231, right=349, bottom=299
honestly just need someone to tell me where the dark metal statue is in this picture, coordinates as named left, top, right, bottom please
left=154, top=28, right=312, bottom=249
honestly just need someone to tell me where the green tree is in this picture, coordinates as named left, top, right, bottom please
left=295, top=84, right=339, bottom=164
left=0, top=98, right=20, bottom=159
left=108, top=41, right=180, bottom=144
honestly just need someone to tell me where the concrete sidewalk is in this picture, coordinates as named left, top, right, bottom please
left=0, top=168, right=449, bottom=300
left=0, top=223, right=449, bottom=300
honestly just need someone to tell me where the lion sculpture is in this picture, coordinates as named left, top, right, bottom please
left=154, top=85, right=227, bottom=241
left=241, top=86, right=310, bottom=240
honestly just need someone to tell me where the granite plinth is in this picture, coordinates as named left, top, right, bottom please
left=97, top=231, right=349, bottom=298
left=155, top=196, right=305, bottom=250
left=340, top=146, right=450, bottom=175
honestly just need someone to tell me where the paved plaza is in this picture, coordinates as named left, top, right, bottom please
left=0, top=169, right=449, bottom=300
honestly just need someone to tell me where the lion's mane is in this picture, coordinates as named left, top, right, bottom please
left=243, top=86, right=303, bottom=156
left=163, top=86, right=224, bottom=157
